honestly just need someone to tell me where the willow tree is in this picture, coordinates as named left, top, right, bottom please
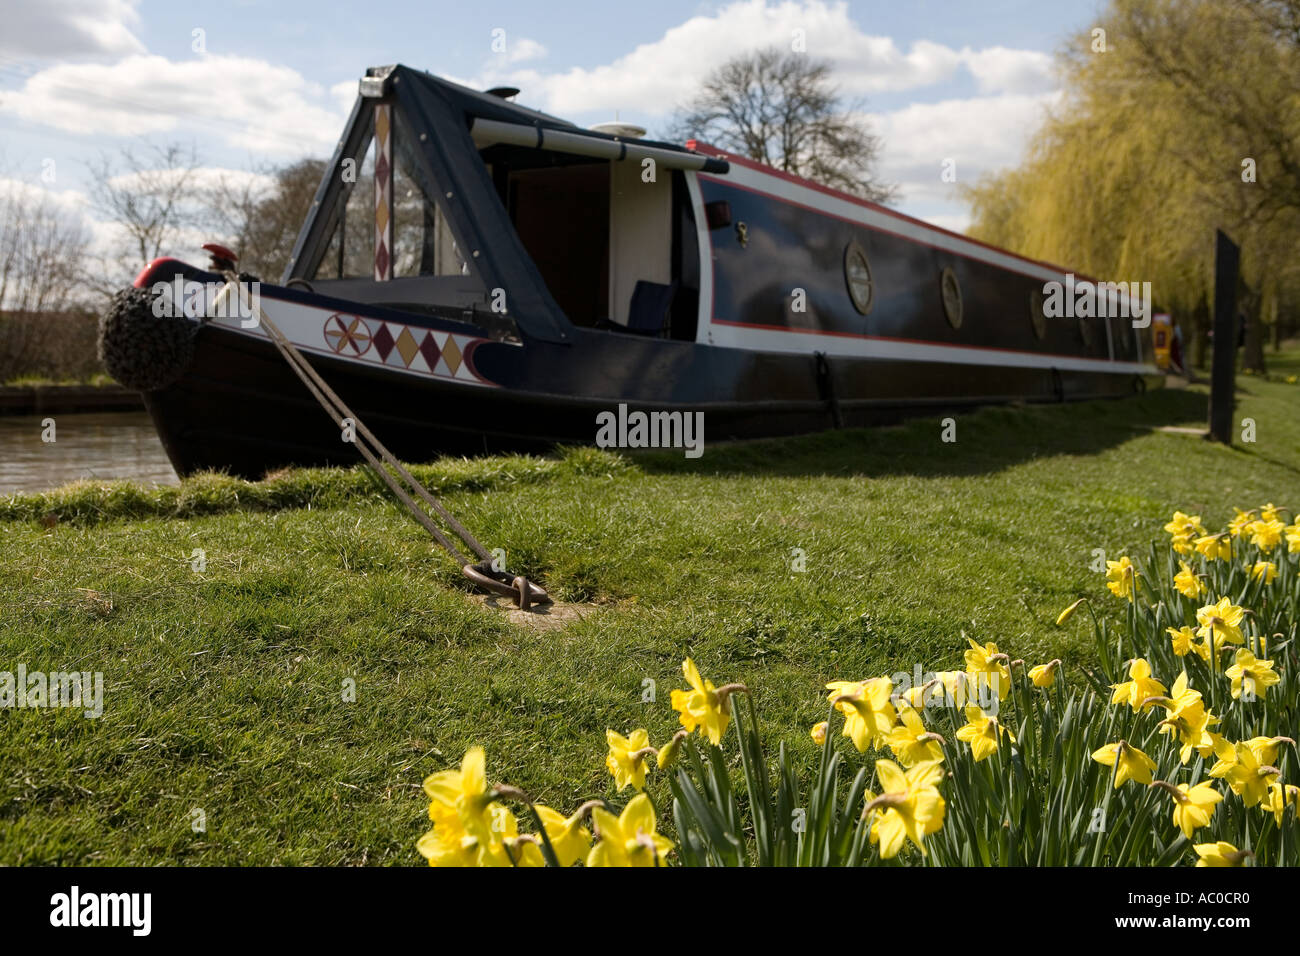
left=965, top=0, right=1300, bottom=370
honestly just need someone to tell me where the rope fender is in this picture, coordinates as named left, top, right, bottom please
left=97, top=286, right=198, bottom=392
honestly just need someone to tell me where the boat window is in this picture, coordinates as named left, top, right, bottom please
left=844, top=241, right=874, bottom=315
left=310, top=104, right=468, bottom=281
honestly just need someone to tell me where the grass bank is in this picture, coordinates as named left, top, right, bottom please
left=1, top=359, right=1298, bottom=864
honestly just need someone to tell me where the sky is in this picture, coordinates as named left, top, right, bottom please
left=0, top=0, right=1107, bottom=251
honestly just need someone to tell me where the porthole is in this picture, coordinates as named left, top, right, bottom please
left=940, top=266, right=963, bottom=330
left=1029, top=287, right=1047, bottom=340
left=843, top=241, right=874, bottom=315
left=1078, top=315, right=1094, bottom=348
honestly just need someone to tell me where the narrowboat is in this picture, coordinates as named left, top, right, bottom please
left=102, top=64, right=1163, bottom=478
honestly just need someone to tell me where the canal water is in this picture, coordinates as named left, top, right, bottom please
left=0, top=411, right=178, bottom=494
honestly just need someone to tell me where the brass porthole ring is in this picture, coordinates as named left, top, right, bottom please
left=1030, top=287, right=1047, bottom=340
left=843, top=241, right=874, bottom=315
left=940, top=266, right=963, bottom=329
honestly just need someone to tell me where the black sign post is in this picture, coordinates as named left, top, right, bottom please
left=1207, top=229, right=1239, bottom=444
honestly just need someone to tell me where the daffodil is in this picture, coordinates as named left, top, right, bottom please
left=1173, top=561, right=1205, bottom=598
left=865, top=759, right=946, bottom=859
left=1167, top=626, right=1196, bottom=657
left=1195, top=597, right=1245, bottom=647
left=670, top=658, right=739, bottom=746
left=1263, top=782, right=1300, bottom=827
left=1286, top=523, right=1300, bottom=553
left=422, top=746, right=497, bottom=847
left=1249, top=561, right=1277, bottom=584
left=1028, top=659, right=1061, bottom=687
left=1194, top=534, right=1232, bottom=561
left=1259, top=503, right=1283, bottom=523
left=1150, top=671, right=1219, bottom=763
left=1055, top=598, right=1086, bottom=626
left=933, top=670, right=973, bottom=707
left=1249, top=518, right=1284, bottom=552
left=1217, top=742, right=1280, bottom=807
left=534, top=805, right=592, bottom=867
left=884, top=702, right=944, bottom=767
left=1164, top=512, right=1206, bottom=554
left=963, top=638, right=1011, bottom=701
left=955, top=705, right=1011, bottom=762
left=1092, top=740, right=1158, bottom=788
left=587, top=793, right=673, bottom=867
left=1227, top=508, right=1257, bottom=538
left=810, top=721, right=828, bottom=746
left=1224, top=648, right=1280, bottom=701
left=827, top=677, right=897, bottom=751
left=1194, top=841, right=1252, bottom=867
left=656, top=730, right=687, bottom=769
left=1105, top=556, right=1137, bottom=601
left=1110, top=658, right=1166, bottom=712
left=1152, top=781, right=1222, bottom=839
left=605, top=729, right=653, bottom=791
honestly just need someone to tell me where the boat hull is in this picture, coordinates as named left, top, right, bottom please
left=144, top=295, right=1158, bottom=478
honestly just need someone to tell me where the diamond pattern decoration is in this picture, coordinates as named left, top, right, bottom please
left=322, top=315, right=488, bottom=386
left=373, top=103, right=393, bottom=282
left=371, top=321, right=395, bottom=361
left=418, top=331, right=441, bottom=369
left=441, top=335, right=462, bottom=376
left=393, top=326, right=420, bottom=366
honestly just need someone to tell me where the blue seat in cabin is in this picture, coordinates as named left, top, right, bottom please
left=624, top=280, right=677, bottom=336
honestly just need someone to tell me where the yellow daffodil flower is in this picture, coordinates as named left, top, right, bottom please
left=587, top=793, right=673, bottom=867
left=810, top=721, right=828, bottom=747
left=1259, top=503, right=1283, bottom=523
left=1194, top=534, right=1232, bottom=562
left=1164, top=512, right=1206, bottom=555
left=933, top=670, right=973, bottom=707
left=534, top=805, right=591, bottom=867
left=1167, top=626, right=1196, bottom=657
left=1173, top=561, right=1205, bottom=598
left=422, top=745, right=497, bottom=847
left=1286, top=523, right=1300, bottom=553
left=1056, top=598, right=1086, bottom=626
left=828, top=677, right=897, bottom=752
left=866, top=759, right=946, bottom=859
left=605, top=728, right=653, bottom=791
left=1263, top=782, right=1300, bottom=827
left=1249, top=561, right=1277, bottom=584
left=670, top=658, right=735, bottom=746
left=1152, top=781, right=1222, bottom=839
left=1150, top=671, right=1219, bottom=764
left=1224, top=649, right=1280, bottom=701
left=955, top=705, right=1011, bottom=762
left=1092, top=740, right=1157, bottom=788
left=1218, top=742, right=1280, bottom=807
left=1227, top=508, right=1257, bottom=538
left=1195, top=597, right=1245, bottom=647
left=964, top=638, right=1011, bottom=701
left=1028, top=660, right=1060, bottom=687
left=1249, top=518, right=1284, bottom=552
left=884, top=702, right=944, bottom=767
left=1194, top=841, right=1252, bottom=867
left=1105, top=556, right=1137, bottom=602
left=1110, top=658, right=1166, bottom=712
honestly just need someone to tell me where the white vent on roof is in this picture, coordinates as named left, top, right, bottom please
left=590, top=122, right=646, bottom=139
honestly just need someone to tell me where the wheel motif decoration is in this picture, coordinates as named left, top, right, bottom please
left=323, top=313, right=373, bottom=356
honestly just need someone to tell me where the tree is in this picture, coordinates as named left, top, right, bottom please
left=668, top=47, right=896, bottom=203
left=963, top=0, right=1300, bottom=373
left=207, top=158, right=326, bottom=282
left=0, top=179, right=93, bottom=381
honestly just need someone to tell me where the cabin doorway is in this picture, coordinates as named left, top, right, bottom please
left=508, top=163, right=610, bottom=327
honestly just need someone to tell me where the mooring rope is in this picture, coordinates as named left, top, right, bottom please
left=213, top=275, right=549, bottom=609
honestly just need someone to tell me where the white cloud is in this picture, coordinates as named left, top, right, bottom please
left=464, top=0, right=1054, bottom=118
left=0, top=54, right=351, bottom=156
left=503, top=37, right=547, bottom=64
left=0, top=0, right=144, bottom=61
left=869, top=91, right=1060, bottom=209
left=960, top=46, right=1056, bottom=95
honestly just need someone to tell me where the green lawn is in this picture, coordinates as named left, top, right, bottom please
left=2, top=354, right=1298, bottom=865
